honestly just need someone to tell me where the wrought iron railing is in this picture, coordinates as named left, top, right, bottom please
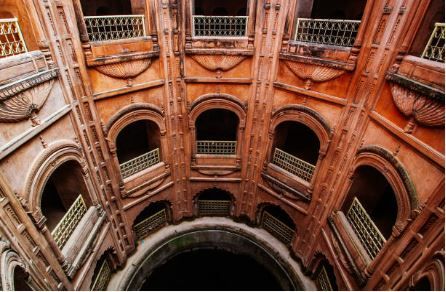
left=293, top=18, right=361, bottom=47
left=133, top=208, right=168, bottom=240
left=272, top=148, right=315, bottom=182
left=84, top=15, right=146, bottom=42
left=261, top=211, right=295, bottom=245
left=196, top=140, right=237, bottom=155
left=346, top=197, right=386, bottom=260
left=0, top=18, right=27, bottom=58
left=91, top=259, right=112, bottom=291
left=198, top=200, right=231, bottom=216
left=421, top=23, right=445, bottom=63
left=119, top=148, right=160, bottom=179
left=193, top=16, right=248, bottom=38
left=51, top=195, right=87, bottom=249
left=316, top=266, right=333, bottom=291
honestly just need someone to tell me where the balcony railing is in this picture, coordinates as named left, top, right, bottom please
left=196, top=140, right=237, bottom=155
left=0, top=18, right=27, bottom=58
left=133, top=208, right=168, bottom=240
left=421, top=23, right=445, bottom=63
left=293, top=18, right=360, bottom=47
left=272, top=148, right=315, bottom=182
left=91, top=259, right=112, bottom=291
left=346, top=197, right=386, bottom=260
left=261, top=211, right=295, bottom=244
left=119, top=148, right=160, bottom=179
left=84, top=15, right=146, bottom=42
left=316, top=266, right=333, bottom=291
left=198, top=200, right=231, bottom=216
left=193, top=16, right=248, bottom=38
left=51, top=195, right=87, bottom=249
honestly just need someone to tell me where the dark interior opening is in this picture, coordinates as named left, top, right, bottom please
left=273, top=121, right=320, bottom=165
left=197, top=188, right=232, bottom=201
left=409, top=0, right=445, bottom=57
left=342, top=165, right=398, bottom=239
left=116, top=120, right=161, bottom=164
left=410, top=276, right=432, bottom=291
left=41, top=160, right=91, bottom=231
left=296, top=0, right=367, bottom=19
left=13, top=266, right=32, bottom=291
left=315, top=260, right=338, bottom=290
left=134, top=202, right=168, bottom=225
left=141, top=249, right=282, bottom=290
left=80, top=0, right=132, bottom=16
left=195, top=109, right=239, bottom=141
left=193, top=0, right=248, bottom=16
left=262, top=205, right=296, bottom=230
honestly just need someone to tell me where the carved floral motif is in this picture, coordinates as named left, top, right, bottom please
left=0, top=69, right=58, bottom=123
left=191, top=55, right=247, bottom=71
left=284, top=60, right=345, bottom=89
left=390, top=83, right=444, bottom=128
left=95, top=58, right=152, bottom=79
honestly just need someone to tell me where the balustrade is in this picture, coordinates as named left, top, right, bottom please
left=0, top=18, right=27, bottom=58
left=133, top=208, right=168, bottom=240
left=422, top=23, right=445, bottom=62
left=198, top=200, right=231, bottom=216
left=196, top=141, right=237, bottom=155
left=272, top=148, right=315, bottom=182
left=119, top=148, right=160, bottom=178
left=193, top=16, right=248, bottom=38
left=261, top=211, right=295, bottom=245
left=84, top=15, right=146, bottom=42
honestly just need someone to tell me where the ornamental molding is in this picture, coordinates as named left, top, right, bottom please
left=284, top=60, right=346, bottom=90
left=387, top=73, right=445, bottom=128
left=0, top=69, right=58, bottom=123
left=190, top=54, right=247, bottom=72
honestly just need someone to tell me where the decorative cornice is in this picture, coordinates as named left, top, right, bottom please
left=261, top=172, right=311, bottom=202
left=283, top=59, right=346, bottom=89
left=190, top=54, right=247, bottom=72
left=185, top=48, right=254, bottom=56
left=280, top=53, right=355, bottom=71
left=357, top=145, right=419, bottom=210
left=386, top=72, right=444, bottom=102
left=0, top=69, right=58, bottom=123
left=86, top=51, right=159, bottom=67
left=94, top=58, right=152, bottom=79
left=189, top=93, right=248, bottom=113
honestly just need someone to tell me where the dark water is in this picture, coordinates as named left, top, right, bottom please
left=141, top=249, right=283, bottom=290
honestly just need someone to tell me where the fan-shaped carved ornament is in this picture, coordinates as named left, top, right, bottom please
left=390, top=83, right=444, bottom=127
left=191, top=55, right=247, bottom=71
left=0, top=69, right=58, bottom=123
left=95, top=57, right=152, bottom=79
left=284, top=60, right=345, bottom=89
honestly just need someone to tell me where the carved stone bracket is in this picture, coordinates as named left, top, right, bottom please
left=0, top=69, right=58, bottom=123
left=387, top=73, right=445, bottom=129
left=87, top=51, right=159, bottom=80
left=190, top=54, right=247, bottom=72
left=284, top=60, right=346, bottom=90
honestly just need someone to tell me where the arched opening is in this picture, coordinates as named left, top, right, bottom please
left=342, top=165, right=398, bottom=260
left=410, top=276, right=432, bottom=291
left=259, top=205, right=296, bottom=245
left=271, top=121, right=320, bottom=182
left=293, top=0, right=367, bottom=47
left=314, top=260, right=338, bottom=291
left=192, top=0, right=248, bottom=37
left=195, top=109, right=239, bottom=156
left=13, top=266, right=33, bottom=291
left=133, top=201, right=170, bottom=240
left=116, top=120, right=161, bottom=178
left=80, top=0, right=146, bottom=42
left=409, top=0, right=444, bottom=62
left=90, top=252, right=113, bottom=291
left=41, top=160, right=92, bottom=249
left=196, top=188, right=233, bottom=216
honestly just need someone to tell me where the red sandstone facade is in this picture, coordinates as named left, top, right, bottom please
left=0, top=0, right=443, bottom=290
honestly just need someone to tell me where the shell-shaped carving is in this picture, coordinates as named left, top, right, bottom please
left=0, top=73, right=56, bottom=123
left=284, top=60, right=345, bottom=89
left=95, top=58, right=152, bottom=79
left=390, top=83, right=444, bottom=127
left=191, top=55, right=247, bottom=71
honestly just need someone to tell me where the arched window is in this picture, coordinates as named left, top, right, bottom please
left=196, top=188, right=233, bottom=216
left=13, top=266, right=33, bottom=291
left=271, top=121, right=320, bottom=183
left=314, top=260, right=338, bottom=291
left=342, top=165, right=398, bottom=260
left=133, top=202, right=170, bottom=240
left=410, top=276, right=432, bottom=291
left=90, top=252, right=113, bottom=291
left=116, top=120, right=161, bottom=179
left=41, top=160, right=93, bottom=249
left=293, top=0, right=367, bottom=47
left=259, top=205, right=296, bottom=245
left=195, top=109, right=239, bottom=156
left=192, top=0, right=249, bottom=37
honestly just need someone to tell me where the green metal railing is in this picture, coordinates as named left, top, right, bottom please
left=421, top=23, right=445, bottom=62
